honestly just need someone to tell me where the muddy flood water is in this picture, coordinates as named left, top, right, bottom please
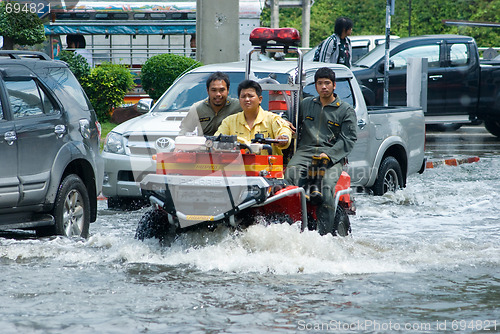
left=1, top=133, right=499, bottom=333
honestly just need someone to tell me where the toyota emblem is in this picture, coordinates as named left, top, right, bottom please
left=155, top=137, right=173, bottom=151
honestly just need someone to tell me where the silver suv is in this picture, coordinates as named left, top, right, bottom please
left=0, top=51, right=103, bottom=238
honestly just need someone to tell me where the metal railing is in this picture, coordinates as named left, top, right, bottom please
left=68, top=33, right=195, bottom=67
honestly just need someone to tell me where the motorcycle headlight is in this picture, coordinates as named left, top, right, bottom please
left=104, top=132, right=126, bottom=154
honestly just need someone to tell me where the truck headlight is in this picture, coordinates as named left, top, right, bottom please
left=104, top=132, right=125, bottom=154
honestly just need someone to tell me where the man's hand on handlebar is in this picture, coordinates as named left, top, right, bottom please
left=275, top=135, right=289, bottom=147
left=252, top=134, right=289, bottom=147
left=318, top=153, right=329, bottom=160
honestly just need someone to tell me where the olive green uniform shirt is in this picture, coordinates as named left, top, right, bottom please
left=295, top=95, right=357, bottom=164
left=285, top=94, right=357, bottom=236
left=179, top=97, right=242, bottom=136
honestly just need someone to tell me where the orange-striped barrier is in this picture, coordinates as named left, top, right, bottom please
left=426, top=156, right=480, bottom=169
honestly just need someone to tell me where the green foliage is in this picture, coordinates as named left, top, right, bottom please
left=0, top=2, right=46, bottom=47
left=141, top=53, right=201, bottom=100
left=81, top=63, right=135, bottom=122
left=261, top=0, right=500, bottom=48
left=100, top=121, right=116, bottom=140
left=58, top=50, right=91, bottom=81
left=458, top=0, right=500, bottom=47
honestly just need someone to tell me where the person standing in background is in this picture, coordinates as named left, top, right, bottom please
left=189, top=34, right=196, bottom=59
left=314, top=17, right=353, bottom=68
left=66, top=34, right=93, bottom=66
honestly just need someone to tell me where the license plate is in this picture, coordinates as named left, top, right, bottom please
left=175, top=188, right=228, bottom=202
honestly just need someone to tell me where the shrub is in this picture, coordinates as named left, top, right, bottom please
left=141, top=53, right=201, bottom=100
left=0, top=2, right=46, bottom=49
left=58, top=50, right=91, bottom=80
left=81, top=63, right=135, bottom=122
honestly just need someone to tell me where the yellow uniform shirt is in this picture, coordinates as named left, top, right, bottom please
left=215, top=107, right=292, bottom=155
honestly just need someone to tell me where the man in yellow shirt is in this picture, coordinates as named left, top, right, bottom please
left=215, top=80, right=292, bottom=155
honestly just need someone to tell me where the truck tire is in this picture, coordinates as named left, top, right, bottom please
left=427, top=123, right=462, bottom=132
left=372, top=156, right=403, bottom=196
left=135, top=208, right=170, bottom=241
left=484, top=120, right=500, bottom=137
left=333, top=205, right=351, bottom=237
left=37, top=174, right=90, bottom=238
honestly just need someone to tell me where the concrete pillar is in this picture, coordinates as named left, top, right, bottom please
left=270, top=0, right=279, bottom=28
left=301, top=0, right=310, bottom=48
left=196, top=0, right=239, bottom=64
left=407, top=57, right=428, bottom=114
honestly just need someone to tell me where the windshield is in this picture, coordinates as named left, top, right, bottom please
left=352, top=46, right=370, bottom=63
left=354, top=44, right=387, bottom=67
left=153, top=71, right=293, bottom=113
left=304, top=44, right=371, bottom=63
left=45, top=66, right=93, bottom=110
left=303, top=46, right=316, bottom=62
left=354, top=38, right=405, bottom=67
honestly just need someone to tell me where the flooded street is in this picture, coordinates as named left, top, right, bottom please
left=1, top=126, right=499, bottom=333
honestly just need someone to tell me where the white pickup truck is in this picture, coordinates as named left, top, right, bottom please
left=102, top=30, right=425, bottom=208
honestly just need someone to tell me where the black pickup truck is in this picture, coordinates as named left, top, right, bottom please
left=351, top=34, right=500, bottom=136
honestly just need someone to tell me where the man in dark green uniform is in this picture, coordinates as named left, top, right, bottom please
left=285, top=67, right=357, bottom=235
left=179, top=71, right=242, bottom=136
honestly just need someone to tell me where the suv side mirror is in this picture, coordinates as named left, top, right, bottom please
left=137, top=98, right=153, bottom=112
left=377, top=60, right=395, bottom=73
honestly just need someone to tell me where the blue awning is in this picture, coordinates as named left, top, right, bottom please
left=45, top=23, right=195, bottom=35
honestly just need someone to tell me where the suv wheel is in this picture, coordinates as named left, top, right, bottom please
left=38, top=175, right=90, bottom=238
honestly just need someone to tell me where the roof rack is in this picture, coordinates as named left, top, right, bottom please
left=0, top=51, right=52, bottom=60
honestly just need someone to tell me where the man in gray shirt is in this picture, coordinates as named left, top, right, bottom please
left=179, top=71, right=242, bottom=136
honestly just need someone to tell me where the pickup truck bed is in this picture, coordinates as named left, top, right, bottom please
left=348, top=102, right=425, bottom=195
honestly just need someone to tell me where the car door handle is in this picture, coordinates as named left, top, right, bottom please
left=4, top=131, right=17, bottom=145
left=358, top=119, right=367, bottom=130
left=429, top=75, right=443, bottom=81
left=54, top=124, right=66, bottom=138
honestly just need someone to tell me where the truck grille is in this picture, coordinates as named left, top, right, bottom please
left=125, top=134, right=176, bottom=157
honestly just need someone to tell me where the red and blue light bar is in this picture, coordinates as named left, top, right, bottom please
left=249, top=27, right=301, bottom=47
